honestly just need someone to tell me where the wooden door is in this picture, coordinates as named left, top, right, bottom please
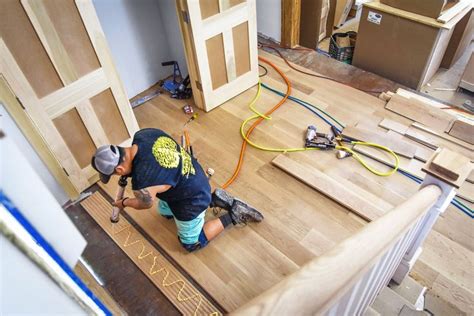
left=176, top=0, right=259, bottom=112
left=0, top=0, right=139, bottom=196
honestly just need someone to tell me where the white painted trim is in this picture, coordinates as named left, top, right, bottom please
left=185, top=0, right=258, bottom=112
left=0, top=204, right=106, bottom=315
left=0, top=39, right=89, bottom=189
left=42, top=68, right=109, bottom=119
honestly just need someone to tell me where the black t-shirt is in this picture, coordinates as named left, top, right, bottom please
left=131, top=128, right=211, bottom=221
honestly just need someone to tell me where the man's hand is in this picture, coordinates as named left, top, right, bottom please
left=111, top=185, right=171, bottom=210
left=112, top=198, right=128, bottom=209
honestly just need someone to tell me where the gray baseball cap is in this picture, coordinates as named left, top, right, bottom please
left=91, top=145, right=121, bottom=183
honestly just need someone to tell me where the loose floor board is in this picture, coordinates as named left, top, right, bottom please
left=385, top=94, right=455, bottom=133
left=81, top=192, right=221, bottom=316
left=272, top=154, right=387, bottom=221
left=342, top=125, right=417, bottom=158
left=412, top=122, right=473, bottom=151
left=447, top=119, right=474, bottom=145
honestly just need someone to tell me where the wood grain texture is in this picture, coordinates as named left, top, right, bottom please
left=18, top=0, right=116, bottom=173
left=419, top=229, right=474, bottom=314
left=73, top=262, right=126, bottom=315
left=0, top=76, right=78, bottom=199
left=43, top=68, right=109, bottom=119
left=21, top=0, right=78, bottom=84
left=412, top=122, right=473, bottom=151
left=42, top=0, right=100, bottom=77
left=2, top=0, right=138, bottom=193
left=90, top=89, right=130, bottom=145
left=181, top=0, right=258, bottom=111
left=385, top=94, right=455, bottom=134
left=94, top=50, right=472, bottom=312
left=343, top=125, right=417, bottom=158
left=448, top=119, right=474, bottom=145
left=272, top=154, right=386, bottom=221
left=423, top=148, right=472, bottom=188
left=395, top=87, right=474, bottom=121
left=0, top=39, right=90, bottom=190
left=175, top=0, right=205, bottom=109
left=200, top=0, right=220, bottom=19
left=81, top=192, right=222, bottom=316
left=0, top=0, right=63, bottom=98
left=53, top=108, right=96, bottom=169
left=431, top=148, right=469, bottom=180
left=437, top=0, right=473, bottom=23
left=232, top=22, right=250, bottom=77
left=75, top=0, right=140, bottom=137
left=206, top=33, right=228, bottom=90
left=459, top=52, right=474, bottom=92
left=281, top=0, right=301, bottom=48
left=364, top=1, right=466, bottom=29
left=234, top=185, right=441, bottom=315
left=379, top=118, right=410, bottom=135
left=334, top=0, right=352, bottom=27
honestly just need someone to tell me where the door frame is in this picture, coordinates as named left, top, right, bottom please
left=0, top=76, right=79, bottom=199
left=0, top=0, right=139, bottom=198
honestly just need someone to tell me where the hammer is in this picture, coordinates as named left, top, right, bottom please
left=110, top=176, right=128, bottom=223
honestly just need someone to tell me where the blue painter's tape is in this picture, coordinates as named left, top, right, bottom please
left=0, top=190, right=111, bottom=316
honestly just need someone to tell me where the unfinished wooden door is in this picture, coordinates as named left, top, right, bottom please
left=176, top=0, right=259, bottom=112
left=0, top=0, right=139, bottom=196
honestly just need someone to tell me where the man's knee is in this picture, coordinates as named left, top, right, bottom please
left=179, top=229, right=208, bottom=253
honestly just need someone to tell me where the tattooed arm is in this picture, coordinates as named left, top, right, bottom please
left=113, top=185, right=171, bottom=210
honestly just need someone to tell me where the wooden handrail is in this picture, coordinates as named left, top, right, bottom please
left=232, top=184, right=442, bottom=315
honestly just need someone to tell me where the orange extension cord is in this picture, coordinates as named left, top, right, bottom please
left=221, top=56, right=291, bottom=189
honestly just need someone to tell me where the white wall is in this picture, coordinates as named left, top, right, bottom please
left=0, top=104, right=69, bottom=205
left=0, top=125, right=88, bottom=314
left=156, top=0, right=188, bottom=77
left=0, top=234, right=86, bottom=315
left=93, top=0, right=175, bottom=98
left=257, top=0, right=281, bottom=42
left=93, top=0, right=282, bottom=99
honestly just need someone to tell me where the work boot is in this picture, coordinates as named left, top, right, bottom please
left=210, top=188, right=234, bottom=210
left=229, top=199, right=264, bottom=225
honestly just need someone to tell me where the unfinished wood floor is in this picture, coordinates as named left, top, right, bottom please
left=104, top=50, right=473, bottom=313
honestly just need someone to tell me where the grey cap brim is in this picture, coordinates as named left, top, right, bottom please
left=99, top=173, right=112, bottom=184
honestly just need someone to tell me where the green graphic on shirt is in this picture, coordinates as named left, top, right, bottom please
left=152, top=136, right=195, bottom=175
left=180, top=147, right=195, bottom=175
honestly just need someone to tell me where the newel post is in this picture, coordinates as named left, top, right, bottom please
left=392, top=148, right=472, bottom=284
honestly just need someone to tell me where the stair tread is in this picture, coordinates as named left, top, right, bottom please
left=372, top=287, right=418, bottom=316
left=364, top=306, right=381, bottom=316
left=399, top=305, right=429, bottom=316
left=389, top=276, right=427, bottom=309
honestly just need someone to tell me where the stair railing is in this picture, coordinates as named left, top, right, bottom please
left=233, top=148, right=468, bottom=316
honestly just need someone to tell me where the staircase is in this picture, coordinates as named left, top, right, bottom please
left=366, top=277, right=467, bottom=316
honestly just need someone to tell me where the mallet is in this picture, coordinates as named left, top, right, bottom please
left=110, top=176, right=128, bottom=223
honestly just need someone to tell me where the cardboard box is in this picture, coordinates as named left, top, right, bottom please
left=353, top=4, right=454, bottom=89
left=380, top=0, right=450, bottom=18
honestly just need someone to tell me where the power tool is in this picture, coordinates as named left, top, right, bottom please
left=161, top=61, right=192, bottom=99
left=305, top=125, right=335, bottom=149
